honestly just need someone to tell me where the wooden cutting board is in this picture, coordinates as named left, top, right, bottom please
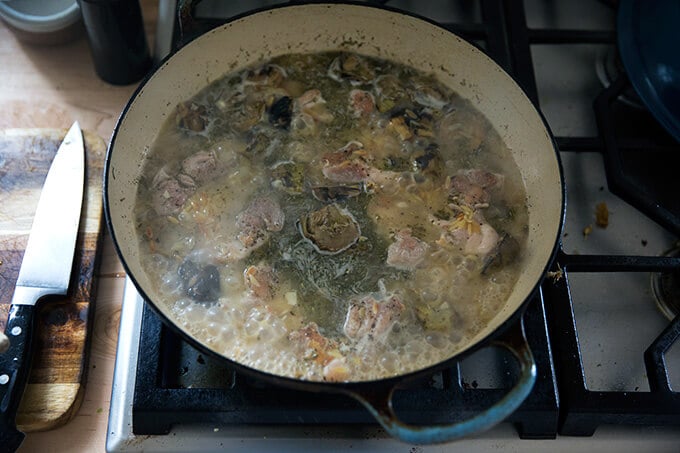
left=0, top=128, right=104, bottom=432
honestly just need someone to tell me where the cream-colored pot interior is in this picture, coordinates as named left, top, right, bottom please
left=106, top=4, right=563, bottom=381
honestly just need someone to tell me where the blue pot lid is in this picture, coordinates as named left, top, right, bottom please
left=618, top=0, right=680, bottom=143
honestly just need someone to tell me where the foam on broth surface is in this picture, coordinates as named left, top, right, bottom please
left=134, top=51, right=528, bottom=382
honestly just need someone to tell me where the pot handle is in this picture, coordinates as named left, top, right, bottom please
left=348, top=319, right=536, bottom=444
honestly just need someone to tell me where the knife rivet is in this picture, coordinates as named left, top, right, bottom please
left=11, top=326, right=22, bottom=336
left=0, top=374, right=8, bottom=385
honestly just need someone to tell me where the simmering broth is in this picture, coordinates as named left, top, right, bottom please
left=134, top=51, right=528, bottom=382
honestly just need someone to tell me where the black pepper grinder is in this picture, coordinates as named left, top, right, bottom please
left=78, top=0, right=152, bottom=85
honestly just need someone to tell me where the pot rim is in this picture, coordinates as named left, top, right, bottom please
left=103, top=1, right=566, bottom=391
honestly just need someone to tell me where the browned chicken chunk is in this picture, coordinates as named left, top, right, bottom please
left=386, top=229, right=429, bottom=271
left=343, top=294, right=405, bottom=340
left=235, top=196, right=285, bottom=249
left=321, top=141, right=372, bottom=183
left=449, top=169, right=504, bottom=206
left=243, top=264, right=279, bottom=301
left=180, top=150, right=220, bottom=183
left=432, top=206, right=500, bottom=257
left=349, top=89, right=375, bottom=117
left=289, top=322, right=339, bottom=366
left=151, top=174, right=196, bottom=216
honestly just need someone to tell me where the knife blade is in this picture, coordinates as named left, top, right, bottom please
left=0, top=122, right=85, bottom=451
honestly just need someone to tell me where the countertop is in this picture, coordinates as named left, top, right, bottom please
left=0, top=2, right=158, bottom=451
left=3, top=3, right=680, bottom=453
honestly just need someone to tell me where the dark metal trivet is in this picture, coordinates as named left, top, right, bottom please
left=484, top=0, right=680, bottom=237
left=132, top=291, right=558, bottom=439
left=491, top=0, right=680, bottom=436
left=594, top=75, right=680, bottom=236
left=544, top=251, right=680, bottom=436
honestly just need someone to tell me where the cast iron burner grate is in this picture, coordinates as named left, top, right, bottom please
left=500, top=0, right=680, bottom=436
left=132, top=293, right=558, bottom=439
left=594, top=75, right=680, bottom=236
left=544, top=252, right=680, bottom=435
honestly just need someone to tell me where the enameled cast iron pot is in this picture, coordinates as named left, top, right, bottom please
left=104, top=3, right=564, bottom=444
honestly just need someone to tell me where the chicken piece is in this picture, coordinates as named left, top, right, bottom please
left=235, top=213, right=268, bottom=249
left=322, top=160, right=371, bottom=184
left=235, top=196, right=285, bottom=250
left=450, top=175, right=489, bottom=205
left=386, top=229, right=429, bottom=271
left=289, top=322, right=340, bottom=366
left=433, top=206, right=500, bottom=257
left=151, top=171, right=196, bottom=217
left=290, top=89, right=334, bottom=136
left=290, top=112, right=317, bottom=136
left=321, top=141, right=372, bottom=183
left=462, top=223, right=500, bottom=256
left=236, top=197, right=285, bottom=235
left=463, top=169, right=505, bottom=189
left=349, top=89, right=375, bottom=118
left=449, top=169, right=504, bottom=206
left=343, top=294, right=405, bottom=341
left=296, top=89, right=334, bottom=123
left=243, top=264, right=278, bottom=301
left=180, top=150, right=219, bottom=184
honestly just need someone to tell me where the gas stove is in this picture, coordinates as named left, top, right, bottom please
left=107, top=1, right=680, bottom=451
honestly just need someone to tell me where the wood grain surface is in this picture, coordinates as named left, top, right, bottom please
left=0, top=129, right=105, bottom=432
left=0, top=2, right=157, bottom=450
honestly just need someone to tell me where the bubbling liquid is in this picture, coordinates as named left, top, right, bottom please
left=134, top=51, right=529, bottom=382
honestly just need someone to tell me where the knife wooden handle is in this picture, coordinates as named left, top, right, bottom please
left=0, top=304, right=36, bottom=452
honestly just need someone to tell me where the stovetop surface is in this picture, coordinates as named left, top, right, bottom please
left=107, top=0, right=680, bottom=451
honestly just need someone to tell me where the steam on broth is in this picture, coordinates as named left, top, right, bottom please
left=134, top=51, right=528, bottom=382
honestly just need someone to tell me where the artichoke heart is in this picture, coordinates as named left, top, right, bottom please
left=299, top=203, right=361, bottom=255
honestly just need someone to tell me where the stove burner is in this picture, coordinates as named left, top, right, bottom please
left=652, top=245, right=680, bottom=320
left=595, top=48, right=643, bottom=109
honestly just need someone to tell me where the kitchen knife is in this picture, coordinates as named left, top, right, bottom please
left=0, top=122, right=85, bottom=452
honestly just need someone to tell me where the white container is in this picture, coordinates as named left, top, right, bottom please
left=0, top=0, right=82, bottom=44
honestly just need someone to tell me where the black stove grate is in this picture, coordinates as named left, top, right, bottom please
left=483, top=0, right=680, bottom=435
left=133, top=293, right=558, bottom=438
left=594, top=74, right=680, bottom=236
left=496, top=0, right=680, bottom=435
left=544, top=251, right=680, bottom=436
left=131, top=0, right=680, bottom=440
